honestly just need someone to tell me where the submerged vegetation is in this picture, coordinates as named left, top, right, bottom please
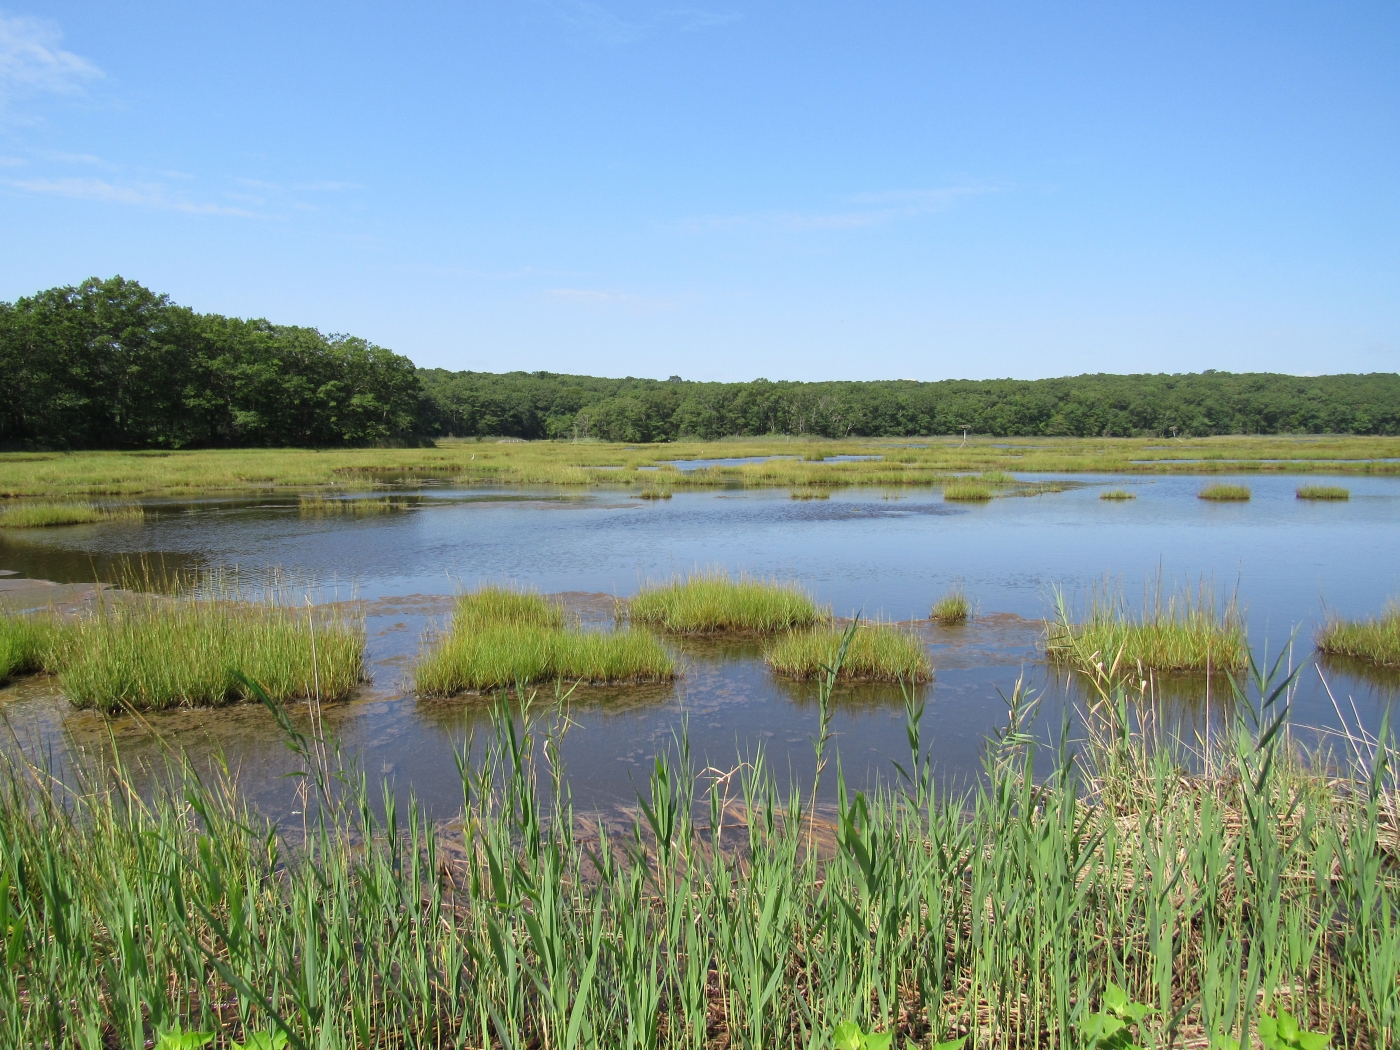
left=0, top=500, right=144, bottom=528
left=1316, top=604, right=1400, bottom=667
left=1, top=650, right=1395, bottom=1048
left=627, top=571, right=829, bottom=634
left=415, top=586, right=675, bottom=693
left=1047, top=586, right=1247, bottom=675
left=1199, top=483, right=1252, bottom=501
left=1297, top=485, right=1351, bottom=501
left=766, top=621, right=932, bottom=682
left=930, top=590, right=970, bottom=625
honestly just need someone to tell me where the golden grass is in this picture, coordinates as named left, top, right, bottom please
left=627, top=571, right=829, bottom=633
left=0, top=501, right=144, bottom=528
left=765, top=622, right=932, bottom=682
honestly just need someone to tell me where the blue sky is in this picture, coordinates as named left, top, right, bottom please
left=1, top=2, right=1396, bottom=380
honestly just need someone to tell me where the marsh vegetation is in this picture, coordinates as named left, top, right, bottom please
left=942, top=481, right=993, bottom=502
left=1099, top=489, right=1136, bottom=500
left=1297, top=485, right=1351, bottom=500
left=929, top=590, right=970, bottom=625
left=0, top=501, right=144, bottom=528
left=415, top=586, right=676, bottom=694
left=1198, top=483, right=1252, bottom=501
left=765, top=621, right=933, bottom=682
left=627, top=572, right=829, bottom=634
left=1316, top=604, right=1400, bottom=667
left=0, top=650, right=1394, bottom=1049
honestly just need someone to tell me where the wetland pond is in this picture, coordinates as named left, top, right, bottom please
left=2, top=471, right=1398, bottom=822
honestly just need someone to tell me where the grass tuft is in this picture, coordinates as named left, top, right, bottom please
left=60, top=596, right=365, bottom=712
left=765, top=621, right=932, bottom=681
left=0, top=501, right=144, bottom=528
left=790, top=488, right=830, bottom=500
left=0, top=613, right=65, bottom=683
left=942, top=480, right=993, bottom=501
left=1296, top=485, right=1350, bottom=501
left=416, top=586, right=675, bottom=694
left=1198, top=483, right=1251, bottom=501
left=627, top=571, right=829, bottom=633
left=634, top=486, right=673, bottom=500
left=930, top=590, right=970, bottom=625
left=1100, top=489, right=1136, bottom=500
left=1315, top=604, right=1400, bottom=666
left=1047, top=585, right=1247, bottom=674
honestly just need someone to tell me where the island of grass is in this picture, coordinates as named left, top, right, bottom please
left=1046, top=590, right=1246, bottom=675
left=0, top=501, right=144, bottom=528
left=766, top=622, right=932, bottom=682
left=416, top=586, right=675, bottom=694
left=1198, top=483, right=1251, bottom=501
left=930, top=589, right=970, bottom=625
left=1, top=594, right=364, bottom=711
left=1316, top=605, right=1400, bottom=667
left=299, top=495, right=413, bottom=515
left=1297, top=485, right=1350, bottom=501
left=943, top=480, right=993, bottom=501
left=626, top=571, right=829, bottom=633
left=1099, top=489, right=1136, bottom=500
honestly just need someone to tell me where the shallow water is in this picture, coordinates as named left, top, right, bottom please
left=1, top=472, right=1397, bottom=819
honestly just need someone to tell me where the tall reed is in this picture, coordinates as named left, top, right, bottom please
left=0, top=649, right=1393, bottom=1049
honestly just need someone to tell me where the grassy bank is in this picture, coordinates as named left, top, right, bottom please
left=2, top=434, right=1396, bottom=500
left=1297, top=485, right=1351, bottom=500
left=766, top=621, right=932, bottom=681
left=627, top=571, right=829, bottom=633
left=1047, top=587, right=1247, bottom=675
left=0, top=653, right=1394, bottom=1049
left=1316, top=604, right=1400, bottom=667
left=1198, top=483, right=1252, bottom=501
left=0, top=501, right=144, bottom=528
left=59, top=596, right=365, bottom=712
left=416, top=586, right=675, bottom=693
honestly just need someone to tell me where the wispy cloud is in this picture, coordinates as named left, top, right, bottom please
left=676, top=185, right=994, bottom=234
left=4, top=176, right=261, bottom=216
left=0, top=14, right=102, bottom=100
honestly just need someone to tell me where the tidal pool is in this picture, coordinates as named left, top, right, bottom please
left=1, top=472, right=1396, bottom=820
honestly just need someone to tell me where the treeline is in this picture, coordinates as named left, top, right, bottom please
left=418, top=369, right=1400, bottom=441
left=0, top=277, right=422, bottom=448
left=3, top=277, right=1398, bottom=448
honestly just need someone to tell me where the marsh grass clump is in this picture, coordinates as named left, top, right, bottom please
left=298, top=495, right=412, bottom=515
left=627, top=571, right=829, bottom=634
left=1198, top=483, right=1251, bottom=501
left=0, top=613, right=65, bottom=683
left=979, top=470, right=1016, bottom=483
left=766, top=621, right=932, bottom=681
left=930, top=590, right=970, bottom=625
left=634, top=486, right=673, bottom=500
left=1100, top=489, right=1136, bottom=500
left=1316, top=604, right=1400, bottom=666
left=0, top=501, right=144, bottom=528
left=790, top=488, right=830, bottom=500
left=415, top=586, right=675, bottom=694
left=1297, top=485, right=1350, bottom=501
left=1047, top=586, right=1246, bottom=675
left=942, top=480, right=993, bottom=502
left=0, top=639, right=1396, bottom=1048
left=60, top=596, right=364, bottom=712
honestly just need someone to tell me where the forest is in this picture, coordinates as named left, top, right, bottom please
left=3, top=277, right=1398, bottom=448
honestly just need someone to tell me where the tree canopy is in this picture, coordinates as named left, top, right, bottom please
left=3, top=277, right=1397, bottom=449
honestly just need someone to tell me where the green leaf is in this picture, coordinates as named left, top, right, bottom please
left=1277, top=1011, right=1300, bottom=1044
left=1258, top=1016, right=1281, bottom=1050
left=1297, top=1032, right=1331, bottom=1050
left=931, top=1039, right=967, bottom=1050
left=233, top=1034, right=290, bottom=1050
left=155, top=1027, right=215, bottom=1050
left=1103, top=983, right=1130, bottom=1013
left=1082, top=1012, right=1127, bottom=1043
left=833, top=1022, right=864, bottom=1050
left=864, top=1034, right=893, bottom=1050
